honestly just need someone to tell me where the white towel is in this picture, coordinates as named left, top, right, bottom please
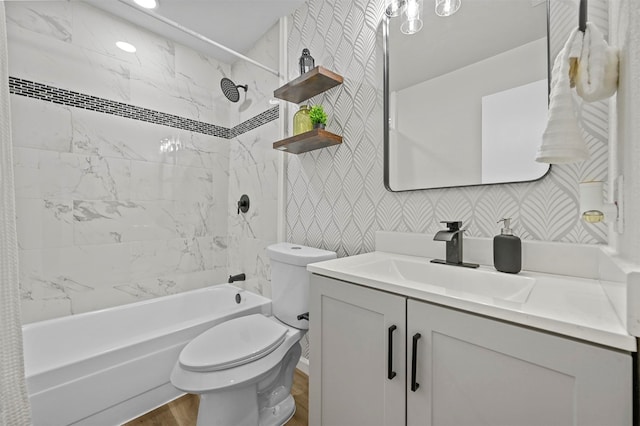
left=575, top=22, right=619, bottom=102
left=535, top=28, right=589, bottom=164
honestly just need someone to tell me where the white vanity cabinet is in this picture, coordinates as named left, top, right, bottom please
left=309, top=274, right=406, bottom=426
left=309, top=274, right=633, bottom=426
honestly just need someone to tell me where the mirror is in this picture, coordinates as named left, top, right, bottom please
left=383, top=0, right=551, bottom=191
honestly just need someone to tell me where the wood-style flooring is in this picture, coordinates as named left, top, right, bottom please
left=123, top=369, right=309, bottom=426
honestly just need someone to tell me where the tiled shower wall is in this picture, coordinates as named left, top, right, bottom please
left=286, top=0, right=611, bottom=257
left=227, top=23, right=281, bottom=299
left=8, top=1, right=234, bottom=324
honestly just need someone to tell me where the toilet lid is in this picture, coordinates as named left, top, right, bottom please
left=179, top=314, right=288, bottom=372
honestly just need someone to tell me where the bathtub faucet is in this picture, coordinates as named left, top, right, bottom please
left=228, top=273, right=246, bottom=284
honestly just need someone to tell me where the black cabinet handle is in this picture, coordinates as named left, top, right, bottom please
left=411, top=333, right=421, bottom=392
left=387, top=325, right=397, bottom=380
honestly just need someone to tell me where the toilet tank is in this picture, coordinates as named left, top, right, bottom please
left=267, top=243, right=336, bottom=329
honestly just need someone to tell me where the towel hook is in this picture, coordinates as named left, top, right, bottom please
left=578, top=0, right=587, bottom=32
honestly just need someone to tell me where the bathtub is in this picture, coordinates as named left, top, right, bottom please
left=22, top=284, right=271, bottom=426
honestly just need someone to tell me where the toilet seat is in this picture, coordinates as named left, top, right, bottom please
left=179, top=314, right=288, bottom=372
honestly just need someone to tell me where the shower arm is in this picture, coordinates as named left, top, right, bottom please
left=116, top=0, right=280, bottom=77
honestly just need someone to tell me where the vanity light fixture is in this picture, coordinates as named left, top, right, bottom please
left=435, top=0, right=461, bottom=17
left=133, top=0, right=158, bottom=9
left=401, top=0, right=423, bottom=34
left=385, top=0, right=406, bottom=17
left=116, top=41, right=137, bottom=53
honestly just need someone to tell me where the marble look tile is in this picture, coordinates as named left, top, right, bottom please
left=71, top=2, right=175, bottom=78
left=174, top=43, right=230, bottom=92
left=7, top=24, right=131, bottom=103
left=230, top=22, right=280, bottom=123
left=19, top=244, right=131, bottom=300
left=173, top=201, right=215, bottom=238
left=13, top=148, right=43, bottom=199
left=230, top=120, right=279, bottom=168
left=208, top=203, right=229, bottom=237
left=71, top=108, right=152, bottom=161
left=10, top=94, right=73, bottom=153
left=129, top=67, right=215, bottom=123
left=172, top=166, right=214, bottom=203
left=73, top=200, right=177, bottom=245
left=175, top=132, right=229, bottom=170
left=130, top=160, right=176, bottom=201
left=212, top=164, right=230, bottom=206
left=229, top=159, right=280, bottom=203
left=16, top=198, right=73, bottom=250
left=211, top=236, right=229, bottom=269
left=228, top=187, right=279, bottom=242
left=71, top=107, right=229, bottom=169
left=38, top=152, right=131, bottom=201
left=113, top=269, right=223, bottom=301
left=13, top=150, right=132, bottom=201
left=6, top=1, right=72, bottom=43
left=21, top=297, right=72, bottom=324
left=67, top=284, right=139, bottom=317
left=227, top=236, right=273, bottom=298
left=130, top=237, right=215, bottom=280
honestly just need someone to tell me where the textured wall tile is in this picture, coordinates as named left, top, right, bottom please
left=286, top=0, right=610, bottom=256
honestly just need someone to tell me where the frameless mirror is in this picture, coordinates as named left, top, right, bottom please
left=383, top=0, right=551, bottom=191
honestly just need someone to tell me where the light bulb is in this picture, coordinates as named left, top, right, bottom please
left=133, top=0, right=158, bottom=9
left=406, top=0, right=419, bottom=19
left=435, top=0, right=461, bottom=17
left=401, top=0, right=423, bottom=34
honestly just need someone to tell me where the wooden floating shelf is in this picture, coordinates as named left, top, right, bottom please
left=273, top=128, right=342, bottom=154
left=274, top=66, right=344, bottom=104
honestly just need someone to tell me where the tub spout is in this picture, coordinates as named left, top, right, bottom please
left=228, top=273, right=246, bottom=283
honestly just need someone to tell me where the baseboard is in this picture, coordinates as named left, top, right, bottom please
left=296, top=356, right=309, bottom=375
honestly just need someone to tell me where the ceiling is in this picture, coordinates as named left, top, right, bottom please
left=85, top=0, right=307, bottom=65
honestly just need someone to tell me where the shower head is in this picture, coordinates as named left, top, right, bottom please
left=220, top=78, right=248, bottom=103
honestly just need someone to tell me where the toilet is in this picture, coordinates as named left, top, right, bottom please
left=170, top=243, right=336, bottom=426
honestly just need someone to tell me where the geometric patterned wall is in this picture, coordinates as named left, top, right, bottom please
left=286, top=0, right=611, bottom=257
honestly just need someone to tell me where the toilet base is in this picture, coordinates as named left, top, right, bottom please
left=191, top=342, right=302, bottom=426
left=259, top=394, right=295, bottom=426
left=196, top=388, right=296, bottom=426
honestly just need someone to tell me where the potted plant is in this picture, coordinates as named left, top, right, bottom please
left=309, top=105, right=327, bottom=130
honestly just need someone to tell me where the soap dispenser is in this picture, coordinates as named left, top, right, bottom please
left=493, top=218, right=521, bottom=274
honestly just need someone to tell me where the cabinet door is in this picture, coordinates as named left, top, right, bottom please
left=309, top=275, right=406, bottom=426
left=407, top=300, right=632, bottom=426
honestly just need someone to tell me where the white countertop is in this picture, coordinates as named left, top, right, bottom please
left=308, top=251, right=636, bottom=352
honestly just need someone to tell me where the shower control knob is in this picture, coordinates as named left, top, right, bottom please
left=237, top=194, right=250, bottom=214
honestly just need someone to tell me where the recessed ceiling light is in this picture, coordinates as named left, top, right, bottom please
left=133, top=0, right=158, bottom=9
left=116, top=41, right=137, bottom=53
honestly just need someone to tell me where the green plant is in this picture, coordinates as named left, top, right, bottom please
left=309, top=105, right=327, bottom=125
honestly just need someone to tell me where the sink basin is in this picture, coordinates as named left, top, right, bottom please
left=344, top=257, right=535, bottom=305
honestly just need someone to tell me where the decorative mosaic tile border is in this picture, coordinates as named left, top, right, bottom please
left=8, top=77, right=278, bottom=139
left=230, top=106, right=279, bottom=138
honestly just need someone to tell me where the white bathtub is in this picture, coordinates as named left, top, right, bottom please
left=22, top=284, right=271, bottom=426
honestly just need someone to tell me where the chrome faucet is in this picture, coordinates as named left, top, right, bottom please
left=431, top=221, right=479, bottom=268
